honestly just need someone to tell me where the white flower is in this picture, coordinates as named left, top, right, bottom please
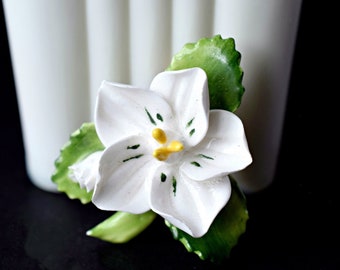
left=69, top=151, right=103, bottom=192
left=70, top=67, right=252, bottom=237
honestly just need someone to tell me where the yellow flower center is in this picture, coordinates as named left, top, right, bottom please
left=152, top=128, right=184, bottom=161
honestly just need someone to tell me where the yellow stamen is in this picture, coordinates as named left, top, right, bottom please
left=152, top=128, right=167, bottom=144
left=153, top=141, right=184, bottom=161
left=152, top=128, right=184, bottom=161
left=153, top=147, right=170, bottom=161
left=167, top=141, right=184, bottom=152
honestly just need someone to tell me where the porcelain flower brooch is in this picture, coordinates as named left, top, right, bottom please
left=52, top=35, right=253, bottom=263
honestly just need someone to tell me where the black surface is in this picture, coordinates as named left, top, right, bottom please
left=1, top=1, right=339, bottom=269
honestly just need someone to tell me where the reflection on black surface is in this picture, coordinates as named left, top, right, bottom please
left=17, top=183, right=220, bottom=269
left=23, top=188, right=101, bottom=270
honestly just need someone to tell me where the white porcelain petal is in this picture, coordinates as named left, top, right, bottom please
left=95, top=80, right=175, bottom=147
left=149, top=68, right=209, bottom=147
left=68, top=151, right=103, bottom=192
left=149, top=166, right=231, bottom=237
left=92, top=135, right=158, bottom=213
left=181, top=110, right=252, bottom=180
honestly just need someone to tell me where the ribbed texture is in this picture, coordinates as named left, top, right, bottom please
left=3, top=0, right=302, bottom=192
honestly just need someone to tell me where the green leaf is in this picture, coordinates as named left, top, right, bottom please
left=51, top=122, right=105, bottom=204
left=86, top=211, right=157, bottom=243
left=167, top=35, right=245, bottom=112
left=165, top=177, right=248, bottom=263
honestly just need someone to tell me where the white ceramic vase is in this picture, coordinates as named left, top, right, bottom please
left=3, top=0, right=302, bottom=193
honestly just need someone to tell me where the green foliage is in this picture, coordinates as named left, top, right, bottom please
left=165, top=178, right=248, bottom=263
left=87, top=211, right=157, bottom=243
left=167, top=35, right=245, bottom=112
left=51, top=122, right=104, bottom=204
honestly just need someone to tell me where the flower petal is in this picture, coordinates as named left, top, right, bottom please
left=95, top=80, right=175, bottom=147
left=68, top=151, right=103, bottom=192
left=149, top=166, right=231, bottom=237
left=181, top=110, right=252, bottom=181
left=150, top=68, right=209, bottom=147
left=92, top=136, right=158, bottom=213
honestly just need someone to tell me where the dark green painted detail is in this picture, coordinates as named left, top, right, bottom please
left=186, top=117, right=195, bottom=128
left=145, top=108, right=156, bottom=125
left=127, top=144, right=140, bottom=150
left=198, top=154, right=214, bottom=160
left=123, top=154, right=144, bottom=163
left=161, top=173, right=167, bottom=182
left=191, top=161, right=201, bottom=167
left=189, top=128, right=195, bottom=136
left=156, top=113, right=163, bottom=122
left=172, top=176, right=177, bottom=196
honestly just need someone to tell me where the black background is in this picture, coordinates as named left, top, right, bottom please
left=0, top=1, right=339, bottom=269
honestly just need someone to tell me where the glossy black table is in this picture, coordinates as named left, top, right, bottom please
left=1, top=1, right=339, bottom=269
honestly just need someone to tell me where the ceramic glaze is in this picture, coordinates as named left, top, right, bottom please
left=3, top=0, right=302, bottom=193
